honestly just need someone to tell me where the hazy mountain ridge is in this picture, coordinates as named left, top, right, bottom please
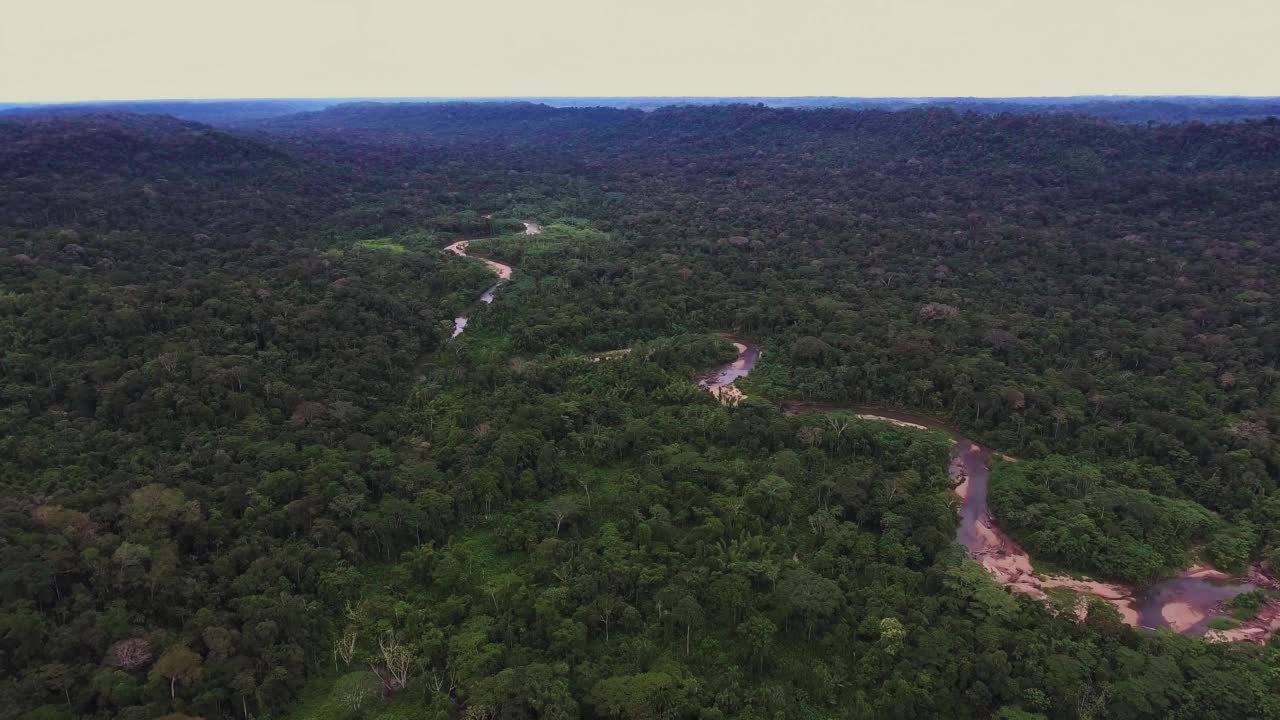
left=0, top=113, right=351, bottom=241
left=4, top=95, right=1280, bottom=126
left=0, top=113, right=290, bottom=176
left=0, top=99, right=336, bottom=125
left=244, top=101, right=1280, bottom=175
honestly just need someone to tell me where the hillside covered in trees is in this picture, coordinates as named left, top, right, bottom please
left=6, top=96, right=1280, bottom=126
left=2, top=104, right=1279, bottom=720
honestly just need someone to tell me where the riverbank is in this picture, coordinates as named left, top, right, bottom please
left=701, top=338, right=1280, bottom=643
left=695, top=335, right=760, bottom=406
left=444, top=240, right=513, bottom=280
left=443, top=234, right=522, bottom=338
left=448, top=256, right=1280, bottom=644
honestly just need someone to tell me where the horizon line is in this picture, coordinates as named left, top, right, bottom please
left=6, top=93, right=1280, bottom=107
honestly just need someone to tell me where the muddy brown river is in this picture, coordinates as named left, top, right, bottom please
left=695, top=335, right=760, bottom=405
left=445, top=231, right=1277, bottom=642
left=444, top=222, right=538, bottom=338
left=708, top=340, right=1278, bottom=641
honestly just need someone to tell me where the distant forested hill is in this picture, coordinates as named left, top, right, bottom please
left=251, top=101, right=1280, bottom=169
left=0, top=99, right=338, bottom=125
left=5, top=95, right=1280, bottom=125
left=0, top=113, right=348, bottom=240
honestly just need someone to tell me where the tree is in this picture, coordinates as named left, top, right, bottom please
left=779, top=568, right=842, bottom=640
left=108, top=638, right=152, bottom=671
left=151, top=647, right=202, bottom=700
left=148, top=542, right=179, bottom=600
left=482, top=573, right=522, bottom=613
left=547, top=495, right=581, bottom=536
left=791, top=336, right=835, bottom=366
left=333, top=627, right=357, bottom=670
left=672, top=596, right=703, bottom=656
left=37, top=663, right=74, bottom=706
left=745, top=475, right=793, bottom=521
left=878, top=617, right=907, bottom=656
left=590, top=672, right=683, bottom=720
left=90, top=667, right=139, bottom=709
left=737, top=615, right=776, bottom=673
left=592, top=594, right=624, bottom=642
left=333, top=671, right=380, bottom=712
left=468, top=663, right=578, bottom=720
left=124, top=485, right=189, bottom=538
left=536, top=441, right=565, bottom=490
left=230, top=670, right=259, bottom=719
left=709, top=573, right=751, bottom=623
left=371, top=631, right=415, bottom=694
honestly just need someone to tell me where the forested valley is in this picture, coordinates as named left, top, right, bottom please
left=2, top=104, right=1279, bottom=720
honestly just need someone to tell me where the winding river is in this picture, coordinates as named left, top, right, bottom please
left=695, top=336, right=760, bottom=405
left=445, top=225, right=1278, bottom=643
left=706, top=340, right=1279, bottom=642
left=444, top=221, right=540, bottom=338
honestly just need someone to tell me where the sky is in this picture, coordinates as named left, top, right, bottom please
left=2, top=0, right=1278, bottom=102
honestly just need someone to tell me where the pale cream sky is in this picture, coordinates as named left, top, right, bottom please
left=2, top=0, right=1277, bottom=102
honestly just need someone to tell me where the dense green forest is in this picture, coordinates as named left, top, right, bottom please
left=988, top=457, right=1226, bottom=583
left=2, top=105, right=1279, bottom=720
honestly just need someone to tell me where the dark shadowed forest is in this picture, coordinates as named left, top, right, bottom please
left=2, top=102, right=1279, bottom=720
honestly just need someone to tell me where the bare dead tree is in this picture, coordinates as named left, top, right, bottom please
left=429, top=664, right=457, bottom=696
left=333, top=628, right=357, bottom=671
left=369, top=631, right=415, bottom=694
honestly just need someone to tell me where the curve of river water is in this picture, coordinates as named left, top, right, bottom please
left=695, top=335, right=760, bottom=405
left=444, top=221, right=541, bottom=338
left=442, top=233, right=1277, bottom=642
left=705, top=339, right=1278, bottom=641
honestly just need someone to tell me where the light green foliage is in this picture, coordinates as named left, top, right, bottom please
left=1206, top=521, right=1258, bottom=574
left=1208, top=617, right=1241, bottom=631
left=1227, top=590, right=1267, bottom=620
left=878, top=617, right=907, bottom=656
left=354, top=238, right=408, bottom=254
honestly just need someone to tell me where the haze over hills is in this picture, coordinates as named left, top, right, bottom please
left=0, top=99, right=339, bottom=125
left=4, top=95, right=1280, bottom=126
